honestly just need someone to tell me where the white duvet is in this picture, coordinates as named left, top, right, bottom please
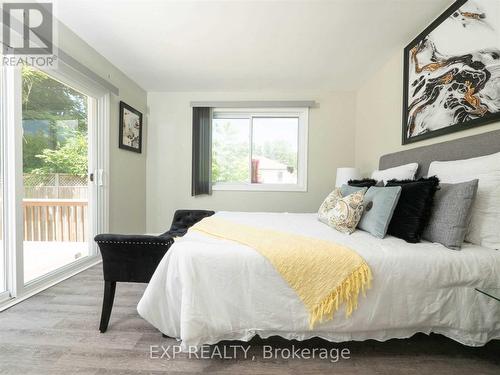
left=138, top=212, right=500, bottom=348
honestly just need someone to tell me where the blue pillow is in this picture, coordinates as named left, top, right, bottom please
left=358, top=186, right=402, bottom=238
left=340, top=184, right=366, bottom=197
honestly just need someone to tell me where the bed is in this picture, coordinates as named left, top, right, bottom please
left=137, top=130, right=500, bottom=348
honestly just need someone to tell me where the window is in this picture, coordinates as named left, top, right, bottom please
left=212, top=108, right=308, bottom=191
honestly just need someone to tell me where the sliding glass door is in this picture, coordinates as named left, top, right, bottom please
left=21, top=67, right=92, bottom=283
left=0, top=63, right=109, bottom=306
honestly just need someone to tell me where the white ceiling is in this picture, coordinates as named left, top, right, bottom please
left=57, top=0, right=453, bottom=92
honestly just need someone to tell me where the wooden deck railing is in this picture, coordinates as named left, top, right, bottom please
left=23, top=199, right=88, bottom=242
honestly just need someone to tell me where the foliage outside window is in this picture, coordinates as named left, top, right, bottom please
left=211, top=108, right=308, bottom=191
left=22, top=66, right=88, bottom=178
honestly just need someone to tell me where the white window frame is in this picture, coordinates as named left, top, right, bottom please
left=0, top=66, right=9, bottom=303
left=212, top=107, right=308, bottom=192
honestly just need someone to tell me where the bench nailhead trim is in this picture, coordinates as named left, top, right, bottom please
left=95, top=240, right=172, bottom=246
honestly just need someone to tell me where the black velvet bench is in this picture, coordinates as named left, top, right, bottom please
left=94, top=209, right=214, bottom=333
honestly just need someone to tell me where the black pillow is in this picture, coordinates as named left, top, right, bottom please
left=386, top=176, right=440, bottom=243
left=348, top=178, right=379, bottom=188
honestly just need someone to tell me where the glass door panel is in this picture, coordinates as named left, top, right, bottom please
left=22, top=66, right=90, bottom=283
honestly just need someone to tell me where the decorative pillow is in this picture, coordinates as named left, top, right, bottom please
left=422, top=180, right=478, bottom=250
left=318, top=189, right=339, bottom=221
left=428, top=152, right=500, bottom=250
left=348, top=178, right=379, bottom=188
left=318, top=188, right=365, bottom=234
left=371, top=163, right=418, bottom=184
left=358, top=186, right=402, bottom=239
left=340, top=184, right=367, bottom=197
left=386, top=176, right=440, bottom=243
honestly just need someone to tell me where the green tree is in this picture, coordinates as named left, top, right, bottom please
left=32, top=130, right=88, bottom=177
left=212, top=121, right=249, bottom=183
left=22, top=66, right=87, bottom=126
left=22, top=66, right=88, bottom=174
left=253, top=140, right=297, bottom=170
left=23, top=132, right=51, bottom=172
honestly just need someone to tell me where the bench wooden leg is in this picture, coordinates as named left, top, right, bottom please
left=99, top=281, right=116, bottom=333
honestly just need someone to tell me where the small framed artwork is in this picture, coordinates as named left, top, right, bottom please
left=402, top=0, right=500, bottom=145
left=119, top=101, right=143, bottom=153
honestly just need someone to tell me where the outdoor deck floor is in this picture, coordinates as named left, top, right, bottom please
left=24, top=241, right=88, bottom=282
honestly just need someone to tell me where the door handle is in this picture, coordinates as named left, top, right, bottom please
left=98, top=169, right=104, bottom=186
left=89, top=170, right=104, bottom=185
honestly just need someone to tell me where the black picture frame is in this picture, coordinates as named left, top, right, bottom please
left=402, top=0, right=500, bottom=145
left=119, top=101, right=143, bottom=153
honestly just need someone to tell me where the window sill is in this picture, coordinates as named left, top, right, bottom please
left=212, top=183, right=307, bottom=192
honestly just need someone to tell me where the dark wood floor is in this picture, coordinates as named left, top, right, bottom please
left=0, top=264, right=498, bottom=374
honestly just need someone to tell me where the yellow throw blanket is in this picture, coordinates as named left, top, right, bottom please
left=190, top=216, right=372, bottom=328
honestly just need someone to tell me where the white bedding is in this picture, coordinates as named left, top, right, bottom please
left=137, top=212, right=500, bottom=348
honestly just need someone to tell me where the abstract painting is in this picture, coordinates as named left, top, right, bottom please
left=403, top=0, right=500, bottom=144
left=119, top=101, right=143, bottom=153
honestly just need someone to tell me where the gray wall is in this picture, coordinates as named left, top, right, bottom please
left=146, top=91, right=356, bottom=232
left=355, top=51, right=500, bottom=176
left=58, top=22, right=147, bottom=233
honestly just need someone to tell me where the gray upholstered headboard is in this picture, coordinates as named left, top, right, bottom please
left=379, top=129, right=500, bottom=178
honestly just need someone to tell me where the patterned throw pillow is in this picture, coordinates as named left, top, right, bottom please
left=318, top=188, right=342, bottom=218
left=318, top=188, right=365, bottom=234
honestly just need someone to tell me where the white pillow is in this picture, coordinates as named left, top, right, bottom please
left=428, top=151, right=500, bottom=250
left=371, top=162, right=418, bottom=184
